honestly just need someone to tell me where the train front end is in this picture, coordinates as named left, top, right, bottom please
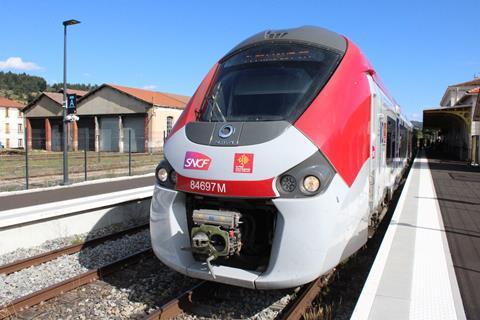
left=151, top=26, right=373, bottom=289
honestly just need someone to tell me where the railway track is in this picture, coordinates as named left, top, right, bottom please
left=0, top=249, right=152, bottom=319
left=143, top=272, right=334, bottom=320
left=0, top=224, right=150, bottom=319
left=0, top=223, right=148, bottom=275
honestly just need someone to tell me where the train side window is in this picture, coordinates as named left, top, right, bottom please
left=386, top=117, right=396, bottom=164
left=399, top=124, right=408, bottom=158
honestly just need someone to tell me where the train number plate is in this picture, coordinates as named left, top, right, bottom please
left=175, top=174, right=277, bottom=198
left=189, top=180, right=227, bottom=193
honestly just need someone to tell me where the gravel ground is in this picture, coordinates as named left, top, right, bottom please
left=175, top=284, right=295, bottom=320
left=0, top=218, right=147, bottom=267
left=9, top=255, right=198, bottom=320
left=0, top=228, right=150, bottom=305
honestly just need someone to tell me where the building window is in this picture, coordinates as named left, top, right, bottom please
left=18, top=139, right=22, bottom=147
left=5, top=123, right=10, bottom=134
left=5, top=107, right=9, bottom=118
left=166, top=116, right=173, bottom=136
left=6, top=138, right=10, bottom=148
left=19, top=111, right=23, bottom=118
left=18, top=123, right=22, bottom=133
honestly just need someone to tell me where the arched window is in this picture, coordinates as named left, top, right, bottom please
left=166, top=116, right=173, bottom=136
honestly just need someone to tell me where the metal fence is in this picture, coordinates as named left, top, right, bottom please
left=0, top=126, right=164, bottom=192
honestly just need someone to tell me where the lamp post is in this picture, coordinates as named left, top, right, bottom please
left=62, top=19, right=80, bottom=185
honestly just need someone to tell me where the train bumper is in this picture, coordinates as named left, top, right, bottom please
left=150, top=169, right=368, bottom=289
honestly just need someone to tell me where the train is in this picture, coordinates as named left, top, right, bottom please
left=150, top=26, right=413, bottom=290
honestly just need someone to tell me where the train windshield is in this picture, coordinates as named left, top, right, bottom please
left=200, top=43, right=341, bottom=122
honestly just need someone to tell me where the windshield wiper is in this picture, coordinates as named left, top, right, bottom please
left=208, top=83, right=226, bottom=122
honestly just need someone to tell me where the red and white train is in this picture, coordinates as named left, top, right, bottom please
left=150, top=26, right=413, bottom=289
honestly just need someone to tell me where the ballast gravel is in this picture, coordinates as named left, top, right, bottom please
left=0, top=219, right=147, bottom=267
left=175, top=284, right=295, bottom=320
left=0, top=228, right=150, bottom=305
left=10, top=255, right=198, bottom=320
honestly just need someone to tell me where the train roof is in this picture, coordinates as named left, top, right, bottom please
left=225, top=26, right=347, bottom=57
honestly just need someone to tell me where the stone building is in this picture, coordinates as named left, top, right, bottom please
left=22, top=84, right=188, bottom=153
left=22, top=89, right=87, bottom=151
left=424, top=79, right=480, bottom=161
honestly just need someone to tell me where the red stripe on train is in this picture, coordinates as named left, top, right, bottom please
left=176, top=174, right=277, bottom=198
left=294, top=38, right=371, bottom=187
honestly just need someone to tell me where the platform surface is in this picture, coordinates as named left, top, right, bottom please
left=0, top=175, right=154, bottom=211
left=352, top=152, right=468, bottom=319
left=428, top=157, right=480, bottom=319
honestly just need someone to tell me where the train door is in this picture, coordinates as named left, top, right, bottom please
left=385, top=112, right=399, bottom=194
left=368, top=78, right=386, bottom=215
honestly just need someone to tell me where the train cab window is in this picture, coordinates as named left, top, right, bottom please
left=199, top=43, right=342, bottom=123
left=386, top=117, right=396, bottom=164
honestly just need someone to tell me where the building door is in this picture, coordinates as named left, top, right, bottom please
left=123, top=116, right=145, bottom=153
left=50, top=119, right=63, bottom=152
left=100, top=117, right=119, bottom=152
left=30, top=119, right=46, bottom=150
left=78, top=117, right=95, bottom=151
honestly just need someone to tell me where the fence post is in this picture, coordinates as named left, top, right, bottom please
left=84, top=129, right=88, bottom=181
left=128, top=129, right=132, bottom=176
left=25, top=124, right=29, bottom=190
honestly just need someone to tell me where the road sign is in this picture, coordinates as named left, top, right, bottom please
left=67, top=94, right=77, bottom=114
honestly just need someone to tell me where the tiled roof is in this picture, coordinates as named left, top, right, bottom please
left=57, top=89, right=88, bottom=97
left=31, top=90, right=87, bottom=108
left=162, top=92, right=190, bottom=104
left=108, top=84, right=189, bottom=109
left=43, top=92, right=64, bottom=105
left=467, top=87, right=480, bottom=94
left=450, top=79, right=480, bottom=87
left=0, top=96, right=25, bottom=109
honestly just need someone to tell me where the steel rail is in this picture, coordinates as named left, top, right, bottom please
left=143, top=281, right=212, bottom=320
left=0, top=223, right=149, bottom=275
left=276, top=272, right=334, bottom=320
left=0, top=248, right=153, bottom=319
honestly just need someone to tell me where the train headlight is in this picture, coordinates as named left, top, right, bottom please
left=275, top=151, right=335, bottom=198
left=303, top=175, right=320, bottom=193
left=157, top=168, right=168, bottom=182
left=155, top=159, right=176, bottom=189
left=280, top=175, right=297, bottom=192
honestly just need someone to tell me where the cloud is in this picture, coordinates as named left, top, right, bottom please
left=0, top=57, right=42, bottom=71
left=83, top=72, right=92, bottom=77
left=410, top=113, right=421, bottom=120
left=143, top=85, right=157, bottom=90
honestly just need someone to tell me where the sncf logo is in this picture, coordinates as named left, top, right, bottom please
left=183, top=151, right=212, bottom=170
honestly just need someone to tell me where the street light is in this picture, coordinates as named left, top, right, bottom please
left=62, top=19, right=80, bottom=185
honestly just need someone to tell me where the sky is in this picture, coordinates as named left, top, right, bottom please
left=0, top=0, right=479, bottom=121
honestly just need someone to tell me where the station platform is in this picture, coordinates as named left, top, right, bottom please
left=0, top=174, right=154, bottom=211
left=352, top=152, right=480, bottom=319
left=0, top=174, right=155, bottom=254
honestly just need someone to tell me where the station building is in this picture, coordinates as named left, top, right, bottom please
left=23, top=89, right=88, bottom=151
left=0, top=96, right=25, bottom=148
left=22, top=84, right=189, bottom=153
left=423, top=79, right=480, bottom=161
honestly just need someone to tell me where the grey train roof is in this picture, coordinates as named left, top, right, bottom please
left=225, top=26, right=347, bottom=57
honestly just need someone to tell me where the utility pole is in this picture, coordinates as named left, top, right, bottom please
left=62, top=19, right=80, bottom=185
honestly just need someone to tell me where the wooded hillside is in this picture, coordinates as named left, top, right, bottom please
left=0, top=71, right=98, bottom=103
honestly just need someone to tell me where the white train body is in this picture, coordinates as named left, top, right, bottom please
left=150, top=26, right=412, bottom=289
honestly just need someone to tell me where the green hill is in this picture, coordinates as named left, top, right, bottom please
left=0, top=71, right=98, bottom=103
left=0, top=71, right=46, bottom=103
